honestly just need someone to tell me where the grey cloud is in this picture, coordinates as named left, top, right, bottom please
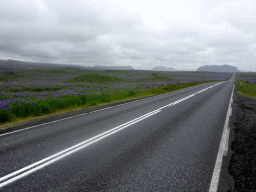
left=0, top=0, right=256, bottom=71
left=0, top=42, right=24, bottom=56
left=206, top=1, right=256, bottom=33
left=0, top=9, right=35, bottom=22
left=0, top=1, right=38, bottom=22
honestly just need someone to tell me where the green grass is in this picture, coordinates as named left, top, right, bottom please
left=236, top=80, right=256, bottom=98
left=67, top=73, right=126, bottom=83
left=0, top=71, right=19, bottom=81
left=0, top=81, right=213, bottom=126
left=7, top=86, right=66, bottom=92
left=67, top=72, right=174, bottom=84
left=141, top=74, right=173, bottom=82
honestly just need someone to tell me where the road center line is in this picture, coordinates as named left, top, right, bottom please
left=0, top=81, right=225, bottom=188
left=0, top=109, right=160, bottom=188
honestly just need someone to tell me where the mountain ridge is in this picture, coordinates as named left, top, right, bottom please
left=197, top=65, right=240, bottom=72
left=93, top=65, right=134, bottom=70
left=152, top=66, right=177, bottom=71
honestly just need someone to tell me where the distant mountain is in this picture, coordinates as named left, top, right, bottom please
left=0, top=59, right=95, bottom=70
left=1, top=59, right=79, bottom=68
left=152, top=66, right=177, bottom=71
left=0, top=59, right=138, bottom=71
left=197, top=65, right=240, bottom=72
left=93, top=65, right=134, bottom=70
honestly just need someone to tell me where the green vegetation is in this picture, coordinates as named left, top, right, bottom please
left=4, top=71, right=17, bottom=76
left=141, top=74, right=173, bottom=82
left=0, top=71, right=18, bottom=81
left=67, top=72, right=174, bottom=83
left=236, top=80, right=256, bottom=98
left=104, top=70, right=176, bottom=82
left=7, top=87, right=65, bottom=92
left=0, top=81, right=211, bottom=125
left=32, top=69, right=70, bottom=75
left=67, top=73, right=125, bottom=83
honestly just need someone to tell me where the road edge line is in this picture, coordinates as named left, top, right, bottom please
left=208, top=84, right=235, bottom=192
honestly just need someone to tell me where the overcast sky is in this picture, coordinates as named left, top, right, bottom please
left=0, top=0, right=256, bottom=71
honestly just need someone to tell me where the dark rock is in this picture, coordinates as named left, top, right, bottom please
left=228, top=93, right=256, bottom=192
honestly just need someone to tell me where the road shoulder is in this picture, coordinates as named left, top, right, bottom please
left=226, top=93, right=256, bottom=191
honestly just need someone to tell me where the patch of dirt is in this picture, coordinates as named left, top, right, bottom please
left=228, top=93, right=256, bottom=192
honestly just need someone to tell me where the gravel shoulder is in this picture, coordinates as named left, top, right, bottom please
left=228, top=93, right=256, bottom=192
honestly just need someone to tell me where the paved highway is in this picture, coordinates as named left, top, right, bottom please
left=0, top=74, right=235, bottom=191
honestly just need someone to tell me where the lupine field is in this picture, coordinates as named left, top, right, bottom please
left=0, top=61, right=232, bottom=125
left=236, top=72, right=256, bottom=98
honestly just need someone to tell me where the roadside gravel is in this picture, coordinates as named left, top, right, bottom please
left=228, top=93, right=256, bottom=192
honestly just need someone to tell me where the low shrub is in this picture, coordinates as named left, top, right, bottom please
left=0, top=110, right=15, bottom=123
left=236, top=80, right=256, bottom=98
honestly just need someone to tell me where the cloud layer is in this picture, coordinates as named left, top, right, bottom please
left=0, top=0, right=256, bottom=71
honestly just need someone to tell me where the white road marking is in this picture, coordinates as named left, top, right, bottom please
left=0, top=109, right=160, bottom=187
left=208, top=84, right=235, bottom=192
left=0, top=81, right=225, bottom=188
left=229, top=73, right=235, bottom=82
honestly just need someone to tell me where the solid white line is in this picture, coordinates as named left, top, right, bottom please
left=0, top=109, right=160, bottom=182
left=0, top=110, right=160, bottom=188
left=0, top=81, right=220, bottom=137
left=1, top=111, right=158, bottom=187
left=208, top=84, right=235, bottom=192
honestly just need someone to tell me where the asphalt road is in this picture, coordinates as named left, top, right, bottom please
left=0, top=75, right=235, bottom=192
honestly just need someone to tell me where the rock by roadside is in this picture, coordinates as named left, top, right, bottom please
left=228, top=93, right=256, bottom=192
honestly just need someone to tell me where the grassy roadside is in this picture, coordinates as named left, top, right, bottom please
left=236, top=80, right=256, bottom=98
left=0, top=81, right=214, bottom=127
